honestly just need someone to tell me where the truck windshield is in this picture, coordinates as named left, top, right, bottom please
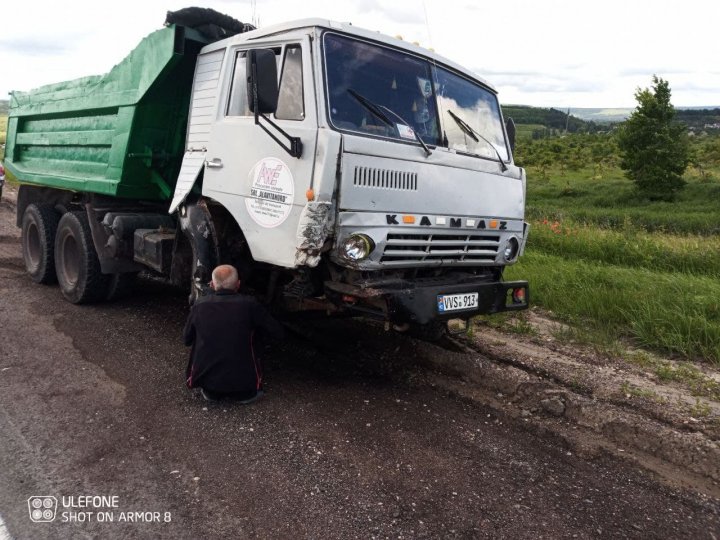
left=323, top=33, right=508, bottom=162
left=324, top=33, right=441, bottom=146
left=435, top=66, right=509, bottom=161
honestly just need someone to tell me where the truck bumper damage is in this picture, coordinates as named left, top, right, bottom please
left=295, top=201, right=334, bottom=267
left=325, top=275, right=529, bottom=325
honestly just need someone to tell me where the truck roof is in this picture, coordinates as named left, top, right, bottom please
left=201, top=17, right=497, bottom=93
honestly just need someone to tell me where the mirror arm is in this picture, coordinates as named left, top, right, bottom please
left=252, top=62, right=303, bottom=159
left=255, top=112, right=303, bottom=158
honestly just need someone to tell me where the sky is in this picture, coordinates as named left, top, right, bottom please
left=1, top=0, right=718, bottom=108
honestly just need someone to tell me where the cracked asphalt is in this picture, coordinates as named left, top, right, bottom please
left=0, top=189, right=718, bottom=539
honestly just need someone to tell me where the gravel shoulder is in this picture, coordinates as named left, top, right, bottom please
left=448, top=311, right=720, bottom=497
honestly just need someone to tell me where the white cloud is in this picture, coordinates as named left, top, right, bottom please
left=1, top=0, right=718, bottom=107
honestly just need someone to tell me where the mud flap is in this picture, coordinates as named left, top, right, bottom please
left=169, top=150, right=206, bottom=214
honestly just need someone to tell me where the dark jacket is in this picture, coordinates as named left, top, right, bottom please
left=183, top=290, right=284, bottom=394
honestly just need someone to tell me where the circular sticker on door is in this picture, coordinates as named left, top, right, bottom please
left=246, top=157, right=295, bottom=228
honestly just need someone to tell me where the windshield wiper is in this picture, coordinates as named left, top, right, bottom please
left=347, top=89, right=394, bottom=127
left=377, top=104, right=432, bottom=157
left=347, top=89, right=432, bottom=157
left=446, top=110, right=507, bottom=171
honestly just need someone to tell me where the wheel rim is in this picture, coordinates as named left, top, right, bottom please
left=60, top=232, right=80, bottom=287
left=25, top=222, right=41, bottom=272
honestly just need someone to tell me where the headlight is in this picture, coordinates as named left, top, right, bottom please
left=341, top=234, right=374, bottom=261
left=503, top=237, right=519, bottom=262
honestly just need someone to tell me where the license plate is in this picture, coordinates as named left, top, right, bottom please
left=437, top=292, right=479, bottom=313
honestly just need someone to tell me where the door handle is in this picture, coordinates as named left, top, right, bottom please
left=205, top=158, right=223, bottom=169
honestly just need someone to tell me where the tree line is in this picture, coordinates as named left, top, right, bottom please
left=513, top=77, right=718, bottom=201
left=502, top=105, right=602, bottom=134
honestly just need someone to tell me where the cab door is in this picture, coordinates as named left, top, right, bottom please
left=203, top=37, right=317, bottom=268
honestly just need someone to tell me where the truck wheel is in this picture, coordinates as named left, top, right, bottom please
left=54, top=212, right=110, bottom=304
left=21, top=203, right=61, bottom=284
left=105, top=272, right=138, bottom=301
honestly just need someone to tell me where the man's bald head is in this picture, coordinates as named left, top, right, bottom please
left=211, top=264, right=240, bottom=291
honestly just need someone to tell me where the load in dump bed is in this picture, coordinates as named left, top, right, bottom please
left=7, top=11, right=529, bottom=339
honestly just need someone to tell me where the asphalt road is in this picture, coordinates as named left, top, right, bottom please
left=0, top=194, right=718, bottom=539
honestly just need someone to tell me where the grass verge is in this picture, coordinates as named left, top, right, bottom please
left=528, top=219, right=720, bottom=277
left=504, top=252, right=720, bottom=364
left=525, top=166, right=720, bottom=235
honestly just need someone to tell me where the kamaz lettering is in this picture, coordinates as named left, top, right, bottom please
left=386, top=215, right=509, bottom=230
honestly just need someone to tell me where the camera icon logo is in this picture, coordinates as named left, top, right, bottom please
left=27, top=496, right=57, bottom=522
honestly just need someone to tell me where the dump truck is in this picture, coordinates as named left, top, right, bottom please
left=6, top=8, right=529, bottom=336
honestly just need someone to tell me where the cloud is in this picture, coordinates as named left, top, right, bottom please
left=618, top=67, right=694, bottom=77
left=477, top=69, right=544, bottom=78
left=0, top=0, right=716, bottom=108
left=355, top=0, right=426, bottom=24
left=0, top=38, right=72, bottom=56
left=476, top=71, right=605, bottom=94
left=671, top=80, right=720, bottom=93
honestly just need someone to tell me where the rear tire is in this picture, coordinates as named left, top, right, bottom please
left=21, top=203, right=61, bottom=284
left=105, top=272, right=138, bottom=301
left=54, top=212, right=110, bottom=304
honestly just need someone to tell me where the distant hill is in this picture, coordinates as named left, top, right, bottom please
left=0, top=100, right=7, bottom=115
left=565, top=106, right=720, bottom=128
left=501, top=105, right=601, bottom=135
left=567, top=108, right=632, bottom=123
left=505, top=104, right=720, bottom=131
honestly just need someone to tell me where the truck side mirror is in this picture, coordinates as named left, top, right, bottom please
left=247, top=49, right=278, bottom=114
left=245, top=48, right=302, bottom=158
left=505, top=117, right=516, bottom=155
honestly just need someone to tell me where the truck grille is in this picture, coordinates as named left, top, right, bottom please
left=381, top=233, right=501, bottom=264
left=353, top=166, right=418, bottom=191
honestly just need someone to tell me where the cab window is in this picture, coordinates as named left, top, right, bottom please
left=276, top=45, right=304, bottom=120
left=227, top=51, right=251, bottom=117
left=227, top=46, right=303, bottom=120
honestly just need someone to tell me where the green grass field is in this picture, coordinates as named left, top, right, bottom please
left=526, top=166, right=720, bottom=235
left=506, top=162, right=720, bottom=364
left=514, top=124, right=546, bottom=139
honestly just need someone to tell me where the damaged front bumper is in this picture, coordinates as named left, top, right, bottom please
left=325, top=274, right=529, bottom=325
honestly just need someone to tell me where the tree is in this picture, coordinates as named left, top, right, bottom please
left=616, top=76, right=690, bottom=200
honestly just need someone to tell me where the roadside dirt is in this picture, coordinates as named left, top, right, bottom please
left=433, top=310, right=720, bottom=498
left=1, top=183, right=719, bottom=539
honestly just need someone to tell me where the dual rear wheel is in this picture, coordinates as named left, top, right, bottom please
left=21, top=204, right=136, bottom=303
left=21, top=203, right=60, bottom=284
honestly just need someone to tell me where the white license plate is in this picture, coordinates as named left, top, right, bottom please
left=437, top=292, right=479, bottom=313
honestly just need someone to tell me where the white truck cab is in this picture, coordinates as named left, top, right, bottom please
left=169, top=18, right=529, bottom=329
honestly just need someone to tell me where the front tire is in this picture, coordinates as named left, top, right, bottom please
left=21, top=203, right=61, bottom=284
left=54, top=212, right=110, bottom=304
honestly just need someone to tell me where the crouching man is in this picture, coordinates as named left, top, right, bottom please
left=183, top=264, right=284, bottom=402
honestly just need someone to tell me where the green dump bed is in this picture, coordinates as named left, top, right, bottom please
left=5, top=25, right=209, bottom=201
